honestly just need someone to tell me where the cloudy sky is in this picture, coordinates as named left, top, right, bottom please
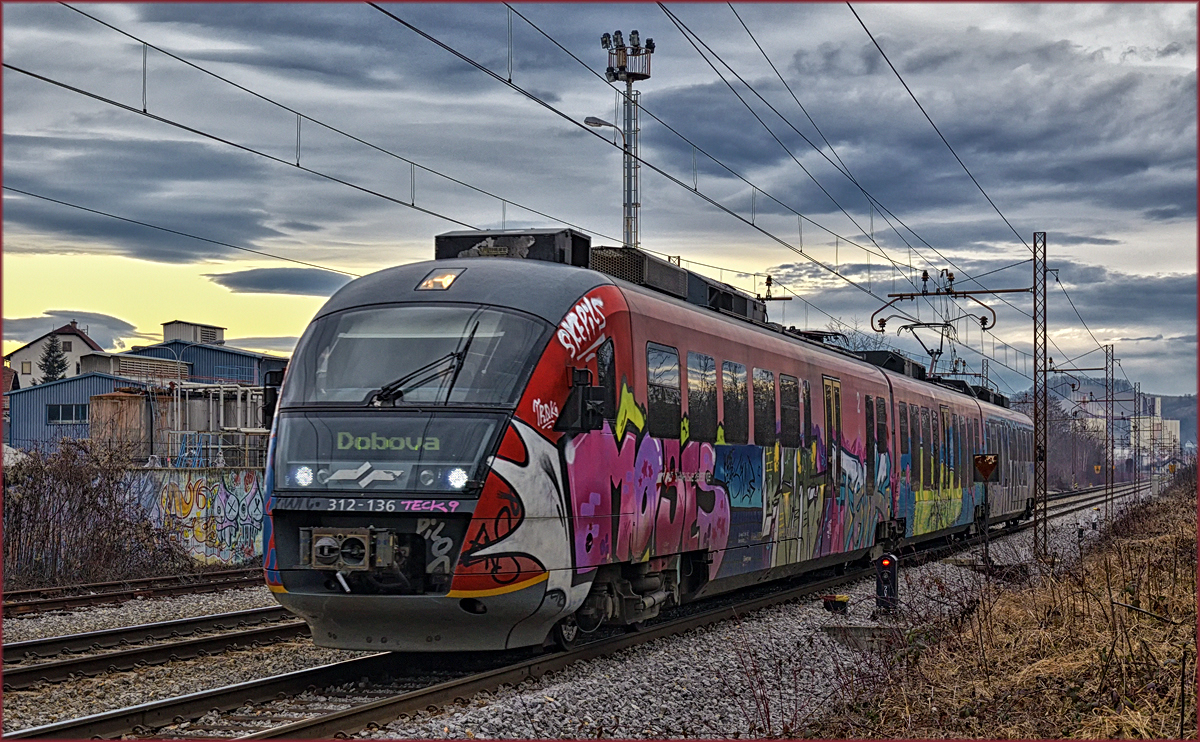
left=3, top=3, right=1196, bottom=397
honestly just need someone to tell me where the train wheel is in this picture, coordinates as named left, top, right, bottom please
left=551, top=614, right=580, bottom=651
left=623, top=620, right=646, bottom=634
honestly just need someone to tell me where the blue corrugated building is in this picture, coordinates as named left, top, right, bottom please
left=128, top=341, right=287, bottom=385
left=5, top=373, right=151, bottom=451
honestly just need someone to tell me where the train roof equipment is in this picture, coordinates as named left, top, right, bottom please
left=430, top=228, right=1009, bottom=408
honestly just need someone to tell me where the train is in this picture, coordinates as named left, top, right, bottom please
left=262, top=229, right=1034, bottom=652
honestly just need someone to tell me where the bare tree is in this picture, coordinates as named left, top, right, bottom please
left=3, top=439, right=194, bottom=589
left=824, top=315, right=892, bottom=353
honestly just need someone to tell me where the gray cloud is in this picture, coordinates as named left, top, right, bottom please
left=204, top=268, right=353, bottom=296
left=2, top=3, right=1193, bottom=395
left=3, top=310, right=157, bottom=351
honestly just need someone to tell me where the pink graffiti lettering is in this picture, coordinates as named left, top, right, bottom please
left=555, top=296, right=607, bottom=358
left=400, top=499, right=460, bottom=513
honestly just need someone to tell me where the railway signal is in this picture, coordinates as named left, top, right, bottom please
left=973, top=454, right=999, bottom=566
left=875, top=553, right=898, bottom=611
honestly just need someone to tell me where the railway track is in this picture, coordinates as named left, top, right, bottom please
left=3, top=568, right=263, bottom=618
left=6, top=480, right=1149, bottom=740
left=2, top=607, right=300, bottom=690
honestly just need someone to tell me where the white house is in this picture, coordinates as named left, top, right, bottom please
left=4, top=320, right=103, bottom=387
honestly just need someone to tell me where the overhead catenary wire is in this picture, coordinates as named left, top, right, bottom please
left=500, top=3, right=913, bottom=272
left=846, top=2, right=1030, bottom=252
left=663, top=4, right=922, bottom=272
left=718, top=3, right=1035, bottom=332
left=35, top=5, right=1110, bottom=398
left=367, top=2, right=921, bottom=324
left=3, top=185, right=361, bottom=277
left=3, top=62, right=483, bottom=232
left=505, top=2, right=1050, bottom=382
left=58, top=2, right=625, bottom=247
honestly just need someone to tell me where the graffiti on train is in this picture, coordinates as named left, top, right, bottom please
left=130, top=468, right=264, bottom=565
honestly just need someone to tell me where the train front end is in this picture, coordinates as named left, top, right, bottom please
left=263, top=258, right=610, bottom=651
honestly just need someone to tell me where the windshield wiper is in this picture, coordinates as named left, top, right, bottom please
left=441, top=321, right=479, bottom=405
left=371, top=353, right=457, bottom=404
left=369, top=320, right=481, bottom=405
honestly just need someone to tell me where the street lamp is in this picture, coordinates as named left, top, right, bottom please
left=597, top=28, right=654, bottom=249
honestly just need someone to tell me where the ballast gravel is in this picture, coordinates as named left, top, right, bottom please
left=0, top=488, right=1150, bottom=737
left=1, top=639, right=370, bottom=734
left=356, top=489, right=1149, bottom=739
left=2, top=585, right=278, bottom=643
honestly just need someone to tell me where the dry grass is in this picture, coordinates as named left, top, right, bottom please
left=811, top=478, right=1197, bottom=739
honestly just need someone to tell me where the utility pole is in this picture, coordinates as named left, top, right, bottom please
left=1133, top=381, right=1141, bottom=497
left=600, top=30, right=654, bottom=249
left=1105, top=344, right=1114, bottom=518
left=1033, top=232, right=1049, bottom=560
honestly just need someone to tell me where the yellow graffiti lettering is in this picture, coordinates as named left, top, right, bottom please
left=716, top=423, right=726, bottom=446
left=614, top=382, right=646, bottom=440
left=680, top=416, right=690, bottom=447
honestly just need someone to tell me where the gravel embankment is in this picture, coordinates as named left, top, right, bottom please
left=3, top=586, right=279, bottom=643
left=1, top=488, right=1149, bottom=737
left=2, top=639, right=370, bottom=733
left=356, top=489, right=1149, bottom=739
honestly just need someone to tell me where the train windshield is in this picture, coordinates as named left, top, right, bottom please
left=273, top=412, right=501, bottom=494
left=281, top=304, right=549, bottom=407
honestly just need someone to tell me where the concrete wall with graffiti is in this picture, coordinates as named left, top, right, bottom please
left=128, top=468, right=264, bottom=565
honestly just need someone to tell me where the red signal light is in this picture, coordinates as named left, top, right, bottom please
left=881, top=558, right=892, bottom=567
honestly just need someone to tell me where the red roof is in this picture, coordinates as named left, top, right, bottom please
left=3, top=320, right=103, bottom=360
left=2, top=366, right=17, bottom=393
left=49, top=323, right=103, bottom=351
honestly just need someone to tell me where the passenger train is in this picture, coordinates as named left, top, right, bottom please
left=263, top=229, right=1034, bottom=652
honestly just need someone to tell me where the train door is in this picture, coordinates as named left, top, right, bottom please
left=940, top=406, right=952, bottom=496
left=822, top=377, right=843, bottom=502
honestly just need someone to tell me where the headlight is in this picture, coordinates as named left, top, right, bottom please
left=294, top=466, right=314, bottom=487
left=418, top=468, right=437, bottom=487
left=447, top=467, right=469, bottom=489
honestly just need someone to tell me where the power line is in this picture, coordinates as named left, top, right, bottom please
left=674, top=4, right=1065, bottom=385
left=514, top=2, right=1024, bottom=376
left=3, top=185, right=361, bottom=276
left=847, top=2, right=1030, bottom=251
left=59, top=2, right=624, bottom=246
left=388, top=3, right=1071, bottom=383
left=501, top=3, right=909, bottom=266
left=1054, top=273, right=1106, bottom=351
left=368, top=2, right=919, bottom=321
left=3, top=62, right=483, bottom=233
left=658, top=3, right=940, bottom=322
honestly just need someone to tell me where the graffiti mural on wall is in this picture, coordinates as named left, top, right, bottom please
left=129, top=468, right=264, bottom=565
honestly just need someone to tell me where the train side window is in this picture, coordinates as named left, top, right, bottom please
left=959, top=414, right=968, bottom=483
left=722, top=361, right=748, bottom=444
left=898, top=402, right=910, bottom=457
left=686, top=351, right=718, bottom=443
left=920, top=407, right=931, bottom=489
left=931, top=408, right=941, bottom=493
left=779, top=374, right=800, bottom=448
left=866, top=395, right=876, bottom=495
left=876, top=397, right=888, bottom=459
left=802, top=380, right=812, bottom=448
left=646, top=342, right=681, bottom=438
left=909, top=403, right=919, bottom=471
left=596, top=338, right=617, bottom=420
left=753, top=368, right=776, bottom=446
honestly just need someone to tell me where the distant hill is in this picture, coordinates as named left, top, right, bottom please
left=1158, top=394, right=1196, bottom=445
left=1020, top=376, right=1195, bottom=445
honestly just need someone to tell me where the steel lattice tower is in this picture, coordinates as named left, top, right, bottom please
left=1033, top=232, right=1048, bottom=559
left=1133, top=381, right=1141, bottom=496
left=1105, top=344, right=1114, bottom=516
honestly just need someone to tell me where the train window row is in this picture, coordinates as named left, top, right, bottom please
left=636, top=341, right=1032, bottom=494
left=640, top=343, right=818, bottom=448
